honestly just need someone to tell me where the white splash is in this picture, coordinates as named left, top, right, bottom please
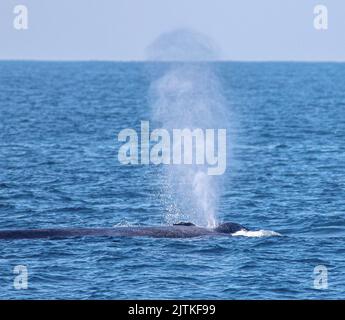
left=232, top=229, right=282, bottom=238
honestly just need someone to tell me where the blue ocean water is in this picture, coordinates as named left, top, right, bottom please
left=0, top=61, right=345, bottom=299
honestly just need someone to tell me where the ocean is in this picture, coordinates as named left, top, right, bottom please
left=0, top=61, right=344, bottom=299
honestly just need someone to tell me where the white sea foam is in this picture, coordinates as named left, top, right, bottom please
left=232, top=229, right=282, bottom=238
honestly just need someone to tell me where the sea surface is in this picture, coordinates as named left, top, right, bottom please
left=0, top=61, right=345, bottom=299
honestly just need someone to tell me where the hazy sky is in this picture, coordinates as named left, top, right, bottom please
left=0, top=0, right=344, bottom=61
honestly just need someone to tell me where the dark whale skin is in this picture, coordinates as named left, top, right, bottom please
left=0, top=223, right=247, bottom=240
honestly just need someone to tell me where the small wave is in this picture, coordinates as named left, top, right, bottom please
left=232, top=229, right=282, bottom=238
left=113, top=220, right=134, bottom=227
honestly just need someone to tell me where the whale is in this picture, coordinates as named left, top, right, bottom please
left=0, top=222, right=247, bottom=240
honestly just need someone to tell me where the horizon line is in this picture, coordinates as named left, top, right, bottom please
left=1, top=59, right=345, bottom=63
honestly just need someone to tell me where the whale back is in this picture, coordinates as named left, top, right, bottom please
left=215, top=222, right=247, bottom=234
left=0, top=222, right=248, bottom=240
